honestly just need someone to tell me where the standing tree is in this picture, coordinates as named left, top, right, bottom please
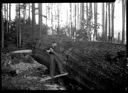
left=28, top=3, right=31, bottom=23
left=46, top=3, right=48, bottom=26
left=2, top=4, right=4, bottom=48
left=18, top=3, right=21, bottom=46
left=94, top=3, right=97, bottom=40
left=118, top=32, right=120, bottom=43
left=81, top=3, right=84, bottom=30
left=102, top=3, right=105, bottom=41
left=57, top=3, right=60, bottom=35
left=70, top=3, right=72, bottom=38
left=23, top=3, right=26, bottom=24
left=122, top=0, right=125, bottom=44
left=86, top=3, right=88, bottom=34
left=16, top=4, right=19, bottom=46
left=32, top=3, right=35, bottom=38
left=6, top=3, right=8, bottom=33
left=111, top=3, right=115, bottom=43
left=88, top=3, right=92, bottom=41
left=51, top=3, right=53, bottom=34
left=39, top=3, right=42, bottom=37
left=9, top=3, right=11, bottom=33
left=75, top=3, right=76, bottom=30
left=108, top=3, right=111, bottom=42
left=104, top=3, right=108, bottom=42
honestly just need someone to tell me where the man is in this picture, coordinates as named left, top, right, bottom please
left=46, top=42, right=66, bottom=78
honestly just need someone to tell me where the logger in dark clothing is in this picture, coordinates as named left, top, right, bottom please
left=46, top=42, right=66, bottom=78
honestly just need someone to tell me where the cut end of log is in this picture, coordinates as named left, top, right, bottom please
left=11, top=50, right=32, bottom=54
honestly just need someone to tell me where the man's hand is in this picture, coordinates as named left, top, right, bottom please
left=46, top=48, right=55, bottom=53
left=49, top=48, right=54, bottom=53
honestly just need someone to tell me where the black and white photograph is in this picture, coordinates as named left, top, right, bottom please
left=1, top=1, right=127, bottom=90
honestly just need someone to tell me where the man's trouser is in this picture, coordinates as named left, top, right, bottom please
left=50, top=54, right=64, bottom=78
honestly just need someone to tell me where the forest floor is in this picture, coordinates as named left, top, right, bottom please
left=1, top=41, right=128, bottom=90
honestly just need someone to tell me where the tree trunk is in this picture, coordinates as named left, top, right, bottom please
left=46, top=4, right=47, bottom=26
left=6, top=3, right=8, bottom=33
left=2, top=4, right=4, bottom=48
left=105, top=3, right=108, bottom=42
left=70, top=3, right=72, bottom=38
left=29, top=3, right=31, bottom=22
left=32, top=3, right=35, bottom=39
left=77, top=3, right=79, bottom=29
left=9, top=3, right=11, bottom=33
left=111, top=3, right=115, bottom=43
left=89, top=3, right=92, bottom=41
left=16, top=4, right=19, bottom=46
left=81, top=3, right=84, bottom=30
left=19, top=3, right=21, bottom=47
left=122, top=0, right=125, bottom=44
left=94, top=3, right=97, bottom=40
left=102, top=3, right=105, bottom=41
left=57, top=4, right=60, bottom=35
left=118, top=32, right=120, bottom=44
left=108, top=3, right=111, bottom=42
left=75, top=3, right=76, bottom=31
left=51, top=4, right=53, bottom=35
left=86, top=3, right=88, bottom=33
left=23, top=3, right=26, bottom=24
left=39, top=3, right=42, bottom=37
